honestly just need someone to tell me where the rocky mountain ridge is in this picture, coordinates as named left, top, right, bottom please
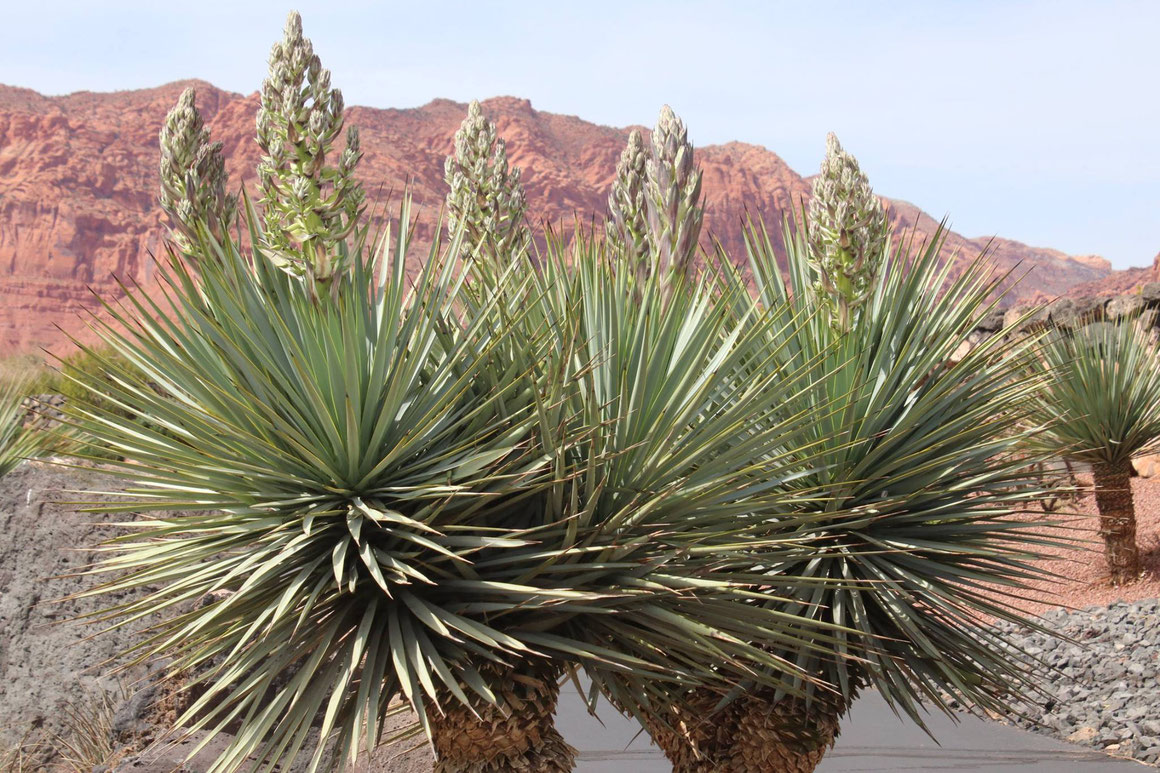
left=0, top=80, right=1117, bottom=353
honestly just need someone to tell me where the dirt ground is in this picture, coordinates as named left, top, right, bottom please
left=994, top=473, right=1160, bottom=617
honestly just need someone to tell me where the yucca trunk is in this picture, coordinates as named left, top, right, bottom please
left=648, top=689, right=844, bottom=773
left=429, top=664, right=575, bottom=772
left=1092, top=460, right=1142, bottom=585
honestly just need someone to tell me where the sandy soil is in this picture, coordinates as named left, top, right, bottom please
left=998, top=473, right=1160, bottom=618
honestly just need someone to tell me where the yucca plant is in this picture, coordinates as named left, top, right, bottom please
left=67, top=16, right=571, bottom=771
left=538, top=117, right=856, bottom=771
left=65, top=19, right=856, bottom=773
left=431, top=105, right=858, bottom=771
left=68, top=198, right=565, bottom=770
left=1026, top=318, right=1160, bottom=584
left=528, top=224, right=862, bottom=700
left=628, top=136, right=1068, bottom=772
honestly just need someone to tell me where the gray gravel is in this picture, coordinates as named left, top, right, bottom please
left=988, top=599, right=1160, bottom=766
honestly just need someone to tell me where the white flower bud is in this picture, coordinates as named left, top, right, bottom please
left=444, top=100, right=529, bottom=266
left=644, top=105, right=703, bottom=282
left=256, top=10, right=365, bottom=284
left=808, top=132, right=888, bottom=330
left=607, top=129, right=649, bottom=281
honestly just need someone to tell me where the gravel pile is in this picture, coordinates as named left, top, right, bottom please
left=990, top=599, right=1160, bottom=766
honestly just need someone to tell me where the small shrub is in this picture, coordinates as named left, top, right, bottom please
left=51, top=686, right=124, bottom=773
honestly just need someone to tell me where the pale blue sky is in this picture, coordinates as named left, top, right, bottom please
left=2, top=0, right=1157, bottom=269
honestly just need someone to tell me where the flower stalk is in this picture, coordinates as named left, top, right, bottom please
left=807, top=132, right=888, bottom=331
left=158, top=88, right=236, bottom=253
left=607, top=129, right=649, bottom=282
left=255, top=10, right=365, bottom=285
left=644, top=106, right=703, bottom=283
left=444, top=100, right=529, bottom=267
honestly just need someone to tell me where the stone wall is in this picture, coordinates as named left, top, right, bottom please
left=970, top=282, right=1160, bottom=345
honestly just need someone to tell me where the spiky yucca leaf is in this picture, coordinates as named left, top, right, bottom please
left=504, top=229, right=867, bottom=723
left=715, top=219, right=1069, bottom=725
left=0, top=377, right=54, bottom=478
left=1028, top=319, right=1160, bottom=468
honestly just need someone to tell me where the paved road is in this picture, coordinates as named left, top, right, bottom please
left=554, top=687, right=1145, bottom=772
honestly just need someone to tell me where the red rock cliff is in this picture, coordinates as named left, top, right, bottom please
left=0, top=81, right=1112, bottom=353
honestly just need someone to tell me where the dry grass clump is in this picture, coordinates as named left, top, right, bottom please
left=51, top=686, right=124, bottom=773
left=0, top=686, right=124, bottom=773
left=0, top=732, right=49, bottom=773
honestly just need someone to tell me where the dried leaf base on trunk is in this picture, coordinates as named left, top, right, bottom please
left=1093, top=460, right=1142, bottom=585
left=429, top=665, right=576, bottom=773
left=647, top=689, right=845, bottom=773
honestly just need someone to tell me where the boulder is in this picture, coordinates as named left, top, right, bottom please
left=1134, top=454, right=1160, bottom=478
left=1106, top=294, right=1144, bottom=320
left=950, top=340, right=972, bottom=364
left=1047, top=297, right=1080, bottom=328
left=1068, top=726, right=1100, bottom=745
left=1005, top=306, right=1048, bottom=333
left=0, top=463, right=156, bottom=746
left=1003, top=308, right=1024, bottom=331
left=1071, top=295, right=1105, bottom=323
left=976, top=308, right=1006, bottom=333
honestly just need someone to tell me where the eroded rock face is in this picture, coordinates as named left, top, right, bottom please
left=0, top=81, right=1112, bottom=354
left=0, top=463, right=154, bottom=744
left=1058, top=259, right=1160, bottom=301
left=954, top=283, right=1160, bottom=368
